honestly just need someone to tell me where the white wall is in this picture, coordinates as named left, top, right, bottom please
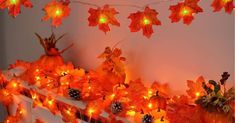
left=0, top=0, right=234, bottom=93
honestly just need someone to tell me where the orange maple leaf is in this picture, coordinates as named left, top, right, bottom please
left=211, top=0, right=234, bottom=14
left=128, top=6, right=161, bottom=38
left=169, top=0, right=203, bottom=25
left=186, top=76, right=206, bottom=99
left=0, top=0, right=33, bottom=17
left=42, top=0, right=70, bottom=27
left=88, top=5, right=120, bottom=33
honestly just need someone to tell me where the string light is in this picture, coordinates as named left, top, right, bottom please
left=126, top=110, right=136, bottom=116
left=10, top=0, right=17, bottom=5
left=195, top=92, right=200, bottom=97
left=66, top=109, right=71, bottom=116
left=223, top=0, right=232, bottom=3
left=35, top=76, right=41, bottom=81
left=99, top=15, right=107, bottom=24
left=148, top=103, right=153, bottom=109
left=88, top=108, right=95, bottom=116
left=55, top=8, right=62, bottom=16
left=35, top=69, right=40, bottom=72
left=88, top=86, right=91, bottom=90
left=180, top=7, right=192, bottom=16
left=143, top=17, right=151, bottom=25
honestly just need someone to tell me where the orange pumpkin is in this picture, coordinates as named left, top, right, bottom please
left=200, top=109, right=233, bottom=123
left=37, top=54, right=64, bottom=69
left=35, top=33, right=73, bottom=69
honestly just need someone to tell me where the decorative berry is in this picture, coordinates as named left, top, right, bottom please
left=111, top=101, right=122, bottom=114
left=142, top=114, right=153, bottom=123
left=68, top=88, right=81, bottom=100
left=220, top=72, right=230, bottom=85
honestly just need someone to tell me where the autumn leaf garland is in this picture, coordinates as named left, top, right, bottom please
left=0, top=0, right=234, bottom=38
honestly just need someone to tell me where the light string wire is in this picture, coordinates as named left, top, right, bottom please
left=72, top=0, right=179, bottom=9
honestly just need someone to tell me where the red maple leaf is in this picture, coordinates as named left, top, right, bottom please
left=0, top=0, right=33, bottom=17
left=211, top=0, right=234, bottom=14
left=88, top=5, right=120, bottom=33
left=169, top=0, right=203, bottom=25
left=42, top=0, right=70, bottom=27
left=128, top=6, right=161, bottom=38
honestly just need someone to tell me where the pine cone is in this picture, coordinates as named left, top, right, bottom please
left=68, top=89, right=81, bottom=100
left=111, top=101, right=122, bottom=114
left=142, top=114, right=153, bottom=123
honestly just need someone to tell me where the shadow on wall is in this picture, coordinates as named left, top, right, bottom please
left=0, top=11, right=8, bottom=122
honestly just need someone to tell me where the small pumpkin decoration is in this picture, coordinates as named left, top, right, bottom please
left=195, top=72, right=235, bottom=123
left=35, top=33, right=73, bottom=70
left=200, top=108, right=233, bottom=123
left=149, top=91, right=167, bottom=110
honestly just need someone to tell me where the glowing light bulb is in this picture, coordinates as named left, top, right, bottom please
left=35, top=69, right=40, bottom=72
left=6, top=120, right=10, bottom=123
left=148, top=90, right=153, bottom=97
left=10, top=0, right=17, bottom=4
left=99, top=15, right=107, bottom=24
left=111, top=94, right=115, bottom=98
left=12, top=82, right=17, bottom=88
left=126, top=110, right=136, bottom=116
left=143, top=17, right=151, bottom=25
left=55, top=8, right=62, bottom=16
left=148, top=103, right=152, bottom=109
left=48, top=100, right=53, bottom=105
left=88, top=108, right=95, bottom=115
left=19, top=109, right=24, bottom=115
left=181, top=7, right=191, bottom=16
left=3, top=90, right=9, bottom=96
left=88, top=86, right=91, bottom=90
left=130, top=106, right=135, bottom=109
left=223, top=0, right=231, bottom=3
left=35, top=76, right=40, bottom=81
left=66, top=109, right=71, bottom=115
left=32, top=95, right=37, bottom=100
left=195, top=92, right=200, bottom=97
